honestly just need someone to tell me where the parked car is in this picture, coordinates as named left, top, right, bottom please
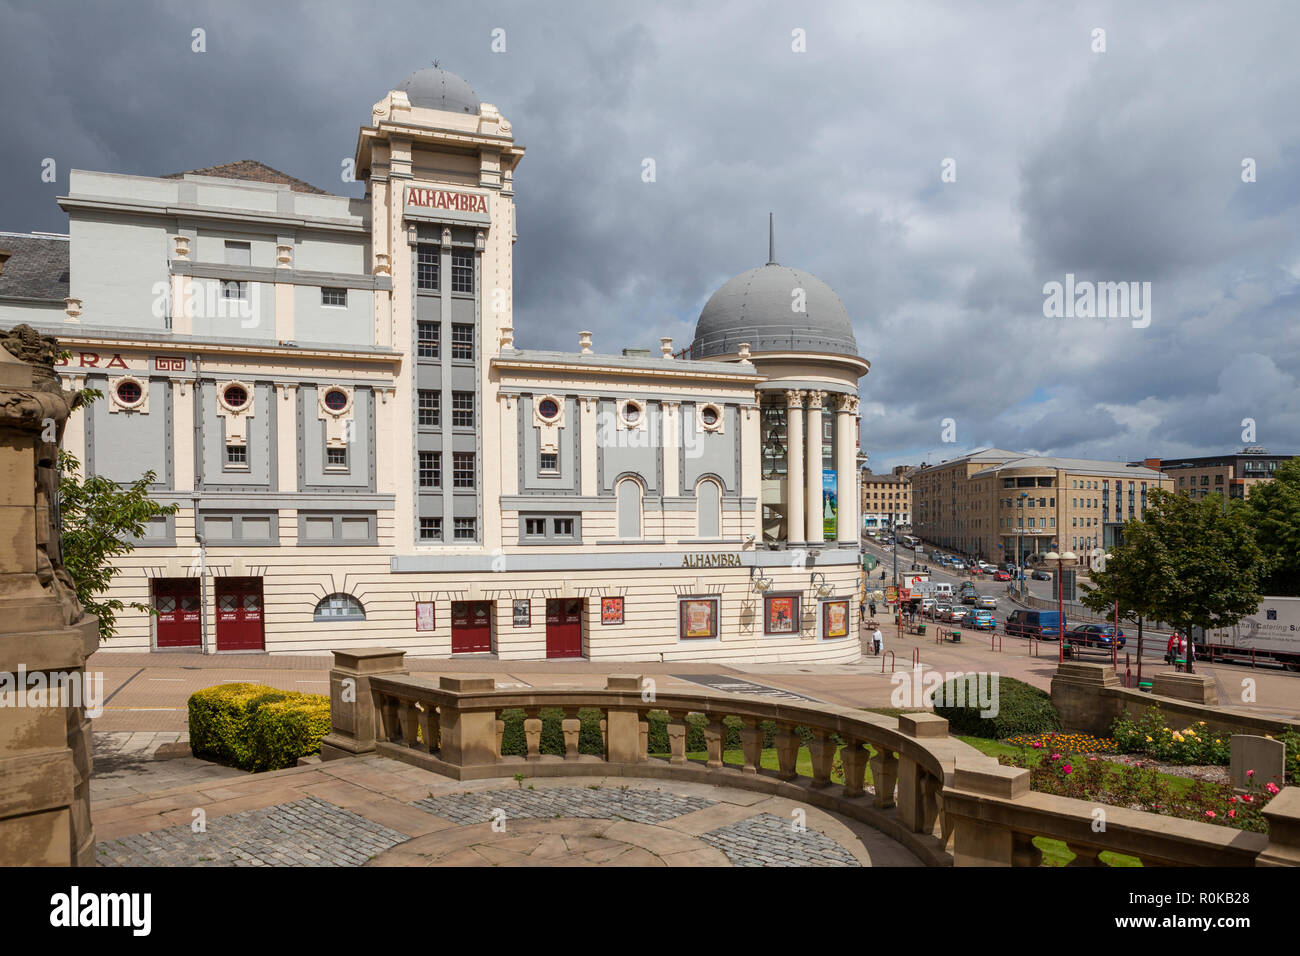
left=967, top=609, right=997, bottom=630
left=920, top=598, right=936, bottom=616
left=993, top=570, right=1011, bottom=581
left=1031, top=569, right=1052, bottom=581
left=977, top=595, right=998, bottom=610
left=941, top=606, right=970, bottom=624
left=1004, top=609, right=1064, bottom=640
left=932, top=603, right=952, bottom=620
left=1065, top=623, right=1126, bottom=649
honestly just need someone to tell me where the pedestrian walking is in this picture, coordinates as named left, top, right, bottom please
left=869, top=600, right=876, bottom=617
left=871, top=626, right=883, bottom=656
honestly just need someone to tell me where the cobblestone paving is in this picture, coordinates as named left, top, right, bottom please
left=699, top=812, right=862, bottom=866
left=96, top=797, right=407, bottom=867
left=411, top=786, right=717, bottom=825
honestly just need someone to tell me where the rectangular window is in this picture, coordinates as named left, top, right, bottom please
left=524, top=517, right=547, bottom=536
left=417, top=321, right=439, bottom=358
left=418, top=390, right=439, bottom=426
left=419, top=517, right=442, bottom=541
left=220, top=279, right=247, bottom=300
left=417, top=245, right=440, bottom=290
left=539, top=452, right=558, bottom=473
left=226, top=444, right=247, bottom=466
left=451, top=323, right=474, bottom=360
left=418, top=451, right=441, bottom=487
left=454, top=517, right=476, bottom=540
left=453, top=452, right=475, bottom=488
left=224, top=241, right=251, bottom=266
left=451, top=391, right=474, bottom=427
left=321, top=287, right=347, bottom=307
left=326, top=446, right=347, bottom=468
left=553, top=517, right=574, bottom=538
left=451, top=249, right=474, bottom=293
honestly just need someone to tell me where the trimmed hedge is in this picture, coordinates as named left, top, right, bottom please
left=931, top=674, right=1060, bottom=739
left=498, top=708, right=821, bottom=757
left=188, top=682, right=331, bottom=771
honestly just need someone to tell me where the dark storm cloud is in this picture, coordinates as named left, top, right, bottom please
left=2, top=0, right=1298, bottom=468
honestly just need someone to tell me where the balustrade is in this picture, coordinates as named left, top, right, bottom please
left=323, top=649, right=1300, bottom=868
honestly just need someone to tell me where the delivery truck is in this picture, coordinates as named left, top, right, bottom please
left=1201, top=596, right=1300, bottom=670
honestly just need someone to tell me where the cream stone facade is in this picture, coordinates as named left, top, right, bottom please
left=912, top=448, right=1172, bottom=568
left=0, top=68, right=869, bottom=662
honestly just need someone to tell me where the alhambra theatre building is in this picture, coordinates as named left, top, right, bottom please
left=0, top=67, right=868, bottom=662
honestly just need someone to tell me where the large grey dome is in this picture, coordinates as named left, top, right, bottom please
left=690, top=262, right=858, bottom=359
left=394, top=66, right=479, bottom=114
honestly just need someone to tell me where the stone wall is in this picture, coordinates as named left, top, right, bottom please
left=1051, top=662, right=1300, bottom=739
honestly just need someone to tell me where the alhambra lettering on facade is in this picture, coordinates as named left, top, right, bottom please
left=681, top=553, right=741, bottom=568
left=405, top=187, right=488, bottom=213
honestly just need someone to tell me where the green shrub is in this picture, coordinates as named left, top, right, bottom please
left=1113, top=706, right=1297, bottom=777
left=497, top=708, right=793, bottom=757
left=188, top=682, right=330, bottom=771
left=931, top=674, right=1060, bottom=739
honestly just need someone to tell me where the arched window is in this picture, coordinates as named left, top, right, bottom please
left=617, top=478, right=642, bottom=539
left=314, top=593, right=365, bottom=622
left=696, top=479, right=721, bottom=538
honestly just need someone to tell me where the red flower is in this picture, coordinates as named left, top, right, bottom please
left=1063, top=764, right=1073, bottom=774
left=1204, top=810, right=1216, bottom=819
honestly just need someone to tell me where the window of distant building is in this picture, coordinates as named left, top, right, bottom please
left=451, top=323, right=474, bottom=360
left=417, top=322, right=440, bottom=358
left=321, top=287, right=347, bottom=307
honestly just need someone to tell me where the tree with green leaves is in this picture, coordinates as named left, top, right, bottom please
left=58, top=448, right=178, bottom=641
left=1081, top=487, right=1264, bottom=675
left=1246, top=457, right=1300, bottom=597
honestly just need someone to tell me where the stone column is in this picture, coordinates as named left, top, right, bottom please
left=804, top=390, right=824, bottom=544
left=319, top=648, right=409, bottom=759
left=0, top=326, right=101, bottom=866
left=784, top=390, right=805, bottom=546
left=835, top=394, right=860, bottom=545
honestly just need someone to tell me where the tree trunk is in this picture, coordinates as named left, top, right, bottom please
left=1136, top=617, right=1144, bottom=685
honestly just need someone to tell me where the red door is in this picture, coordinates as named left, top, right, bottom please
left=545, top=598, right=584, bottom=659
left=153, top=578, right=201, bottom=648
left=451, top=601, right=493, bottom=653
left=215, top=577, right=265, bottom=651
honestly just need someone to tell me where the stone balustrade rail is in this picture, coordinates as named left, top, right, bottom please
left=319, top=648, right=1300, bottom=867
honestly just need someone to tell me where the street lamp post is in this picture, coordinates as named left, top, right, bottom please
left=1045, top=550, right=1077, bottom=663
left=1017, top=491, right=1027, bottom=600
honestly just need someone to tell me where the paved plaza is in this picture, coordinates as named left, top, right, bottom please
left=92, top=754, right=918, bottom=867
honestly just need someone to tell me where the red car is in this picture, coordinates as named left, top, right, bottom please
left=993, top=570, right=1011, bottom=581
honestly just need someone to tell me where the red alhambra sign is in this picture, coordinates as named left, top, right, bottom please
left=404, top=187, right=489, bottom=217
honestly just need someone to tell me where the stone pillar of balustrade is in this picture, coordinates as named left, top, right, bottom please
left=896, top=713, right=949, bottom=831
left=603, top=675, right=644, bottom=763
left=1258, top=787, right=1300, bottom=867
left=435, top=676, right=498, bottom=766
left=320, top=648, right=409, bottom=760
left=947, top=763, right=1032, bottom=866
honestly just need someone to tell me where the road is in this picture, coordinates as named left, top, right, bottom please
left=857, top=535, right=1269, bottom=669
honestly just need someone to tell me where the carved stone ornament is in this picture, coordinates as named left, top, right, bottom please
left=0, top=325, right=88, bottom=627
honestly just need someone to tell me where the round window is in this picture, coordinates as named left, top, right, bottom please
left=324, top=389, right=349, bottom=412
left=115, top=380, right=142, bottom=406
left=538, top=398, right=559, bottom=420
left=223, top=384, right=249, bottom=409
left=623, top=402, right=641, bottom=424
left=701, top=405, right=720, bottom=426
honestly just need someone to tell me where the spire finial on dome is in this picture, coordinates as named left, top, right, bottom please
left=767, top=212, right=776, bottom=266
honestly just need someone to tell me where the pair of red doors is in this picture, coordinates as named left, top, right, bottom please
left=153, top=576, right=263, bottom=651
left=450, top=601, right=493, bottom=653
left=545, top=598, right=583, bottom=659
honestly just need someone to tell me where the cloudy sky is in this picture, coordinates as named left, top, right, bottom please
left=2, top=0, right=1297, bottom=470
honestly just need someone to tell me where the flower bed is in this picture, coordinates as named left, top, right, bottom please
left=1111, top=705, right=1298, bottom=783
left=997, top=748, right=1279, bottom=833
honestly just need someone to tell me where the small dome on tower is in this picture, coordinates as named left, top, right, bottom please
left=393, top=66, right=480, bottom=114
